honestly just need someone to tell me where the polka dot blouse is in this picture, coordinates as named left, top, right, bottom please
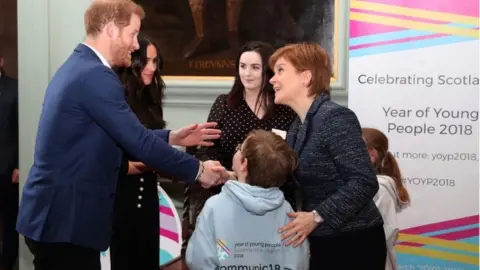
left=205, top=94, right=297, bottom=170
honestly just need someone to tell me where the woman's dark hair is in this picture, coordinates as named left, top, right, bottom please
left=116, top=35, right=166, bottom=129
left=227, top=41, right=276, bottom=119
left=362, top=128, right=411, bottom=204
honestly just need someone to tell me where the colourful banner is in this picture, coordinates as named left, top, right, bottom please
left=348, top=0, right=479, bottom=269
left=158, top=184, right=183, bottom=266
left=100, top=185, right=183, bottom=269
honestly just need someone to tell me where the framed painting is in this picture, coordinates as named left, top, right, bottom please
left=136, top=0, right=347, bottom=89
left=136, top=0, right=348, bottom=85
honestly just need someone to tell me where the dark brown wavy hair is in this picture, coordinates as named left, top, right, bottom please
left=116, top=35, right=166, bottom=129
left=362, top=128, right=410, bottom=203
left=227, top=41, right=277, bottom=119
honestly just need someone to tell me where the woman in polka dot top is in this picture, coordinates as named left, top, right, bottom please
left=204, top=41, right=297, bottom=205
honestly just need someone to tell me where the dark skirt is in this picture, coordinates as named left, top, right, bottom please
left=110, top=171, right=159, bottom=270
left=309, top=225, right=387, bottom=270
left=0, top=175, right=19, bottom=270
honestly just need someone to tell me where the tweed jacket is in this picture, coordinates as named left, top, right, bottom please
left=287, top=93, right=383, bottom=236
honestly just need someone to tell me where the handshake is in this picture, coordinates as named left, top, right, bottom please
left=169, top=121, right=238, bottom=188
left=196, top=160, right=233, bottom=189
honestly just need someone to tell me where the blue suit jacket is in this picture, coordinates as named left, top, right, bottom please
left=16, top=44, right=199, bottom=251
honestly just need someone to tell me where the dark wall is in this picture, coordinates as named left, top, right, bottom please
left=0, top=0, right=18, bottom=79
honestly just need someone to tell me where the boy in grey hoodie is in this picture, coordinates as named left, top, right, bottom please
left=186, top=130, right=309, bottom=270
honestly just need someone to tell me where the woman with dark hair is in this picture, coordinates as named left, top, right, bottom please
left=109, top=35, right=166, bottom=270
left=118, top=36, right=166, bottom=130
left=204, top=41, right=296, bottom=201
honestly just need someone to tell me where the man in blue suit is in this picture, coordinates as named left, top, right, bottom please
left=16, top=1, right=226, bottom=269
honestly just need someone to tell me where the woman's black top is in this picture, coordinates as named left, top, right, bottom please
left=206, top=94, right=296, bottom=170
left=205, top=94, right=298, bottom=207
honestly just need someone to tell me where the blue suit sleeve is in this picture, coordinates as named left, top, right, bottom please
left=186, top=202, right=218, bottom=269
left=152, top=129, right=170, bottom=142
left=81, top=67, right=199, bottom=183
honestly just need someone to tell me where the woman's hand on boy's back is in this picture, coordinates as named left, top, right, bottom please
left=279, top=211, right=319, bottom=247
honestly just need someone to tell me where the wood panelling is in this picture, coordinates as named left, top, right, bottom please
left=0, top=0, right=18, bottom=79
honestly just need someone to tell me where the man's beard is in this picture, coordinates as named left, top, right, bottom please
left=111, top=40, right=131, bottom=67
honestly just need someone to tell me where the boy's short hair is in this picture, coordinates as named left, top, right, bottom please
left=241, top=130, right=299, bottom=188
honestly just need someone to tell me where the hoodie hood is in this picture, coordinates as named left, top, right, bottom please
left=222, top=180, right=285, bottom=215
left=378, top=175, right=409, bottom=212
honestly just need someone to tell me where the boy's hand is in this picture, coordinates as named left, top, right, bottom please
left=221, top=170, right=237, bottom=181
left=198, top=161, right=226, bottom=188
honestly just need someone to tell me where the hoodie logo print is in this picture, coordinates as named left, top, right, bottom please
left=216, top=239, right=231, bottom=261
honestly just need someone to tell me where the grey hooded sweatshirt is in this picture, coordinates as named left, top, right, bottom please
left=186, top=180, right=309, bottom=270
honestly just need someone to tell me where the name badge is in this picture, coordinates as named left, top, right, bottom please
left=272, top=128, right=287, bottom=139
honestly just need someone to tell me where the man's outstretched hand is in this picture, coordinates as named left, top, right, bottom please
left=170, top=122, right=221, bottom=147
left=197, top=160, right=228, bottom=188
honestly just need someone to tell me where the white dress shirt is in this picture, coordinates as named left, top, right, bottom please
left=82, top=42, right=111, bottom=68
